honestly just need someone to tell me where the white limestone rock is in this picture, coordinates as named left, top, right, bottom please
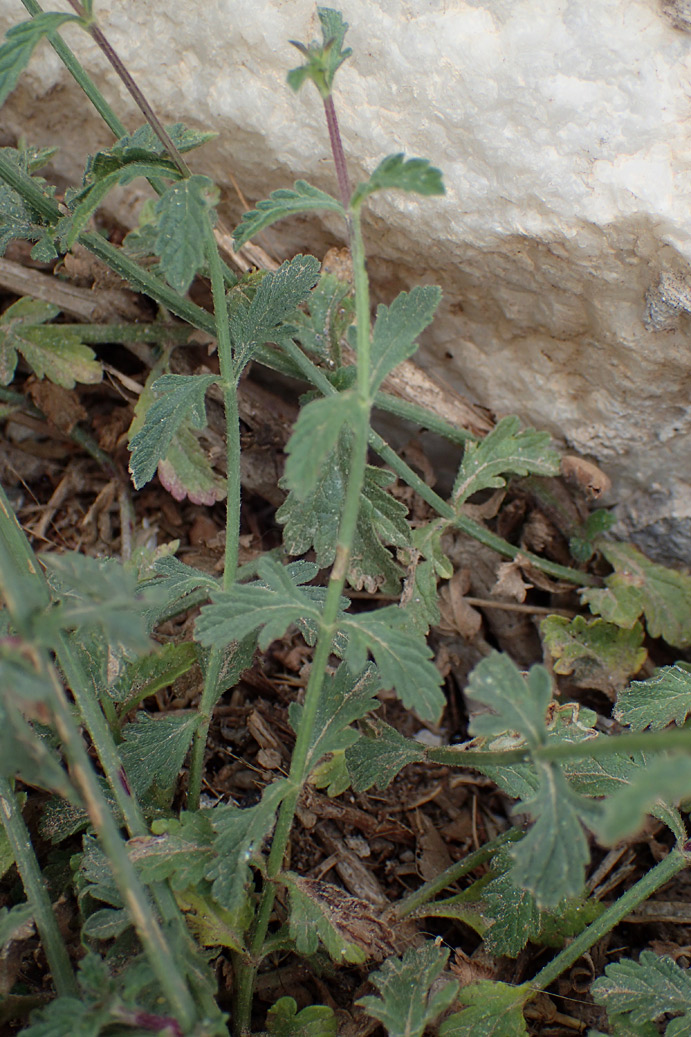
left=2, top=0, right=691, bottom=557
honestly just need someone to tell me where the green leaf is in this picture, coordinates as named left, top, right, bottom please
left=153, top=175, right=219, bottom=293
left=279, top=437, right=410, bottom=594
left=287, top=8, right=352, bottom=99
left=467, top=652, right=553, bottom=749
left=357, top=943, right=458, bottom=1037
left=569, top=508, right=616, bottom=563
left=439, top=981, right=529, bottom=1037
left=110, top=640, right=197, bottom=709
left=593, top=754, right=691, bottom=846
left=234, top=180, right=344, bottom=248
left=283, top=391, right=360, bottom=499
left=120, top=711, right=199, bottom=799
left=341, top=606, right=445, bottom=723
left=346, top=717, right=425, bottom=792
left=509, top=762, right=593, bottom=908
left=368, top=285, right=441, bottom=393
left=309, top=750, right=352, bottom=797
left=615, top=664, right=691, bottom=731
left=592, top=951, right=691, bottom=1033
left=452, top=416, right=559, bottom=506
left=541, top=615, right=646, bottom=695
left=582, top=541, right=691, bottom=648
left=0, top=902, right=34, bottom=947
left=289, top=662, right=380, bottom=776
left=267, top=996, right=337, bottom=1037
left=157, top=421, right=226, bottom=506
left=207, top=780, right=288, bottom=913
left=128, top=372, right=218, bottom=489
left=351, top=154, right=445, bottom=209
left=130, top=811, right=216, bottom=893
left=0, top=146, right=58, bottom=258
left=282, top=873, right=367, bottom=964
left=195, top=558, right=329, bottom=651
left=292, top=271, right=354, bottom=363
left=0, top=690, right=73, bottom=800
left=0, top=13, right=81, bottom=109
left=86, top=122, right=217, bottom=181
left=0, top=297, right=101, bottom=387
left=231, top=254, right=320, bottom=372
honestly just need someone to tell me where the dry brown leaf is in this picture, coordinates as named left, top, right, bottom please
left=491, top=558, right=532, bottom=602
left=26, top=379, right=87, bottom=434
left=561, top=454, right=611, bottom=500
left=292, top=877, right=396, bottom=961
left=438, top=568, right=483, bottom=640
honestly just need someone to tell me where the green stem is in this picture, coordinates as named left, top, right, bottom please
left=529, top=847, right=689, bottom=994
left=0, top=777, right=77, bottom=998
left=373, top=391, right=477, bottom=446
left=393, top=827, right=523, bottom=920
left=429, top=725, right=691, bottom=769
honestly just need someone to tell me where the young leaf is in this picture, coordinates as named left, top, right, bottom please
left=357, top=943, right=458, bottom=1037
left=508, top=761, right=593, bottom=908
left=368, top=285, right=442, bottom=393
left=153, top=175, right=219, bottom=293
left=283, top=391, right=360, bottom=499
left=128, top=372, right=218, bottom=489
left=591, top=951, right=691, bottom=1033
left=0, top=297, right=101, bottom=387
left=593, top=754, right=691, bottom=846
left=582, top=541, right=691, bottom=647
left=120, top=712, right=199, bottom=800
left=279, top=437, right=410, bottom=594
left=351, top=154, right=445, bottom=209
left=467, top=652, right=553, bottom=749
left=289, top=662, right=380, bottom=775
left=287, top=7, right=352, bottom=99
left=569, top=508, right=616, bottom=563
left=439, top=980, right=530, bottom=1037
left=195, top=558, right=328, bottom=651
left=341, top=605, right=445, bottom=723
left=541, top=615, right=646, bottom=695
left=452, top=416, right=559, bottom=506
left=86, top=122, right=217, bottom=181
left=157, top=421, right=226, bottom=506
left=266, top=996, right=337, bottom=1037
left=0, top=13, right=81, bottom=109
left=230, top=254, right=320, bottom=372
left=345, top=717, right=425, bottom=792
left=233, top=181, right=344, bottom=249
left=615, top=663, right=691, bottom=731
left=282, top=874, right=372, bottom=964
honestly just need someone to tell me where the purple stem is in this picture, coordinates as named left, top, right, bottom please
left=323, top=93, right=352, bottom=210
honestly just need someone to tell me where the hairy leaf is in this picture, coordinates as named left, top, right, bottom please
left=0, top=297, right=101, bottom=387
left=541, top=615, right=646, bottom=695
left=282, top=874, right=367, bottom=964
left=368, top=285, right=441, bottom=392
left=289, top=662, right=380, bottom=775
left=346, top=717, right=425, bottom=792
left=0, top=697, right=73, bottom=800
left=86, top=122, right=217, bottom=182
left=153, top=175, right=219, bottom=293
left=130, top=811, right=216, bottom=892
left=592, top=951, right=691, bottom=1033
left=267, top=996, right=337, bottom=1037
left=195, top=558, right=329, bottom=650
left=341, top=606, right=445, bottom=722
left=582, top=541, right=691, bottom=648
left=615, top=664, right=691, bottom=731
left=0, top=13, right=80, bottom=109
left=0, top=902, right=34, bottom=947
left=357, top=943, right=458, bottom=1037
left=279, top=437, right=410, bottom=593
left=287, top=8, right=352, bottom=98
left=283, top=391, right=360, bottom=499
left=157, top=421, right=226, bottom=505
left=292, top=271, right=354, bottom=363
left=467, top=652, right=553, bottom=748
left=233, top=181, right=344, bottom=249
left=231, top=254, right=320, bottom=372
left=452, top=416, right=559, bottom=506
left=351, top=154, right=445, bottom=208
left=120, top=712, right=199, bottom=799
left=128, top=372, right=218, bottom=489
left=594, top=755, right=691, bottom=846
left=439, top=981, right=529, bottom=1037
left=110, top=641, right=197, bottom=709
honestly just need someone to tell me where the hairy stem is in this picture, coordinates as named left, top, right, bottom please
left=323, top=94, right=351, bottom=209
left=0, top=777, right=77, bottom=998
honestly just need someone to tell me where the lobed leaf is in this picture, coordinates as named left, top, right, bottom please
left=0, top=13, right=80, bottom=109
left=120, top=711, right=199, bottom=799
left=292, top=271, right=354, bottom=363
left=233, top=181, right=344, bottom=249
left=541, top=615, right=646, bottom=696
left=130, top=811, right=216, bottom=893
left=439, top=980, right=529, bottom=1037
left=109, top=641, right=197, bottom=708
left=582, top=541, right=691, bottom=648
left=592, top=951, right=691, bottom=1033
left=128, top=372, right=218, bottom=489
left=615, top=663, right=691, bottom=731
left=282, top=874, right=369, bottom=964
left=0, top=297, right=101, bottom=387
left=86, top=122, right=217, bottom=182
left=287, top=7, right=352, bottom=99
left=283, top=391, right=360, bottom=499
left=357, top=942, right=458, bottom=1037
left=452, top=416, right=559, bottom=506
left=341, top=605, right=445, bottom=722
left=351, top=153, right=445, bottom=209
left=346, top=717, right=425, bottom=792
left=266, top=996, right=337, bottom=1037
left=593, top=754, right=691, bottom=846
left=153, top=175, right=219, bottom=293
left=367, top=285, right=441, bottom=393
left=157, top=421, right=226, bottom=505
left=467, top=652, right=553, bottom=749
